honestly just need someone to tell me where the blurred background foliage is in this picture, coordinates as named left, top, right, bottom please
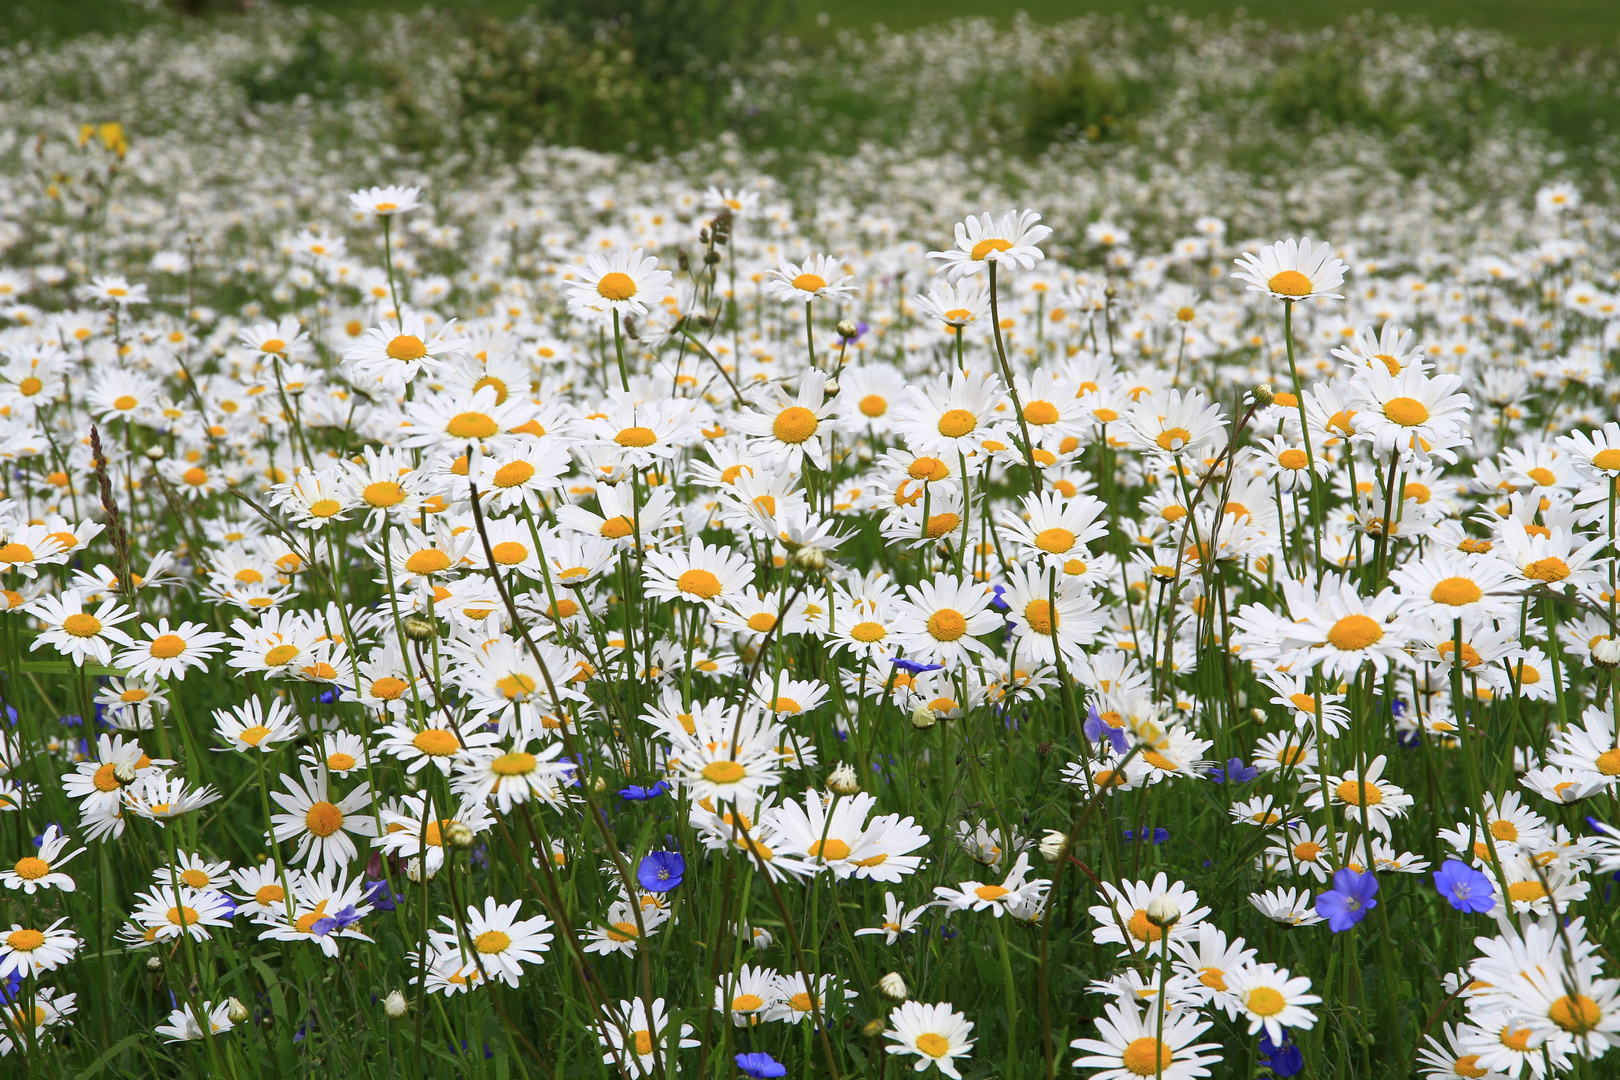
left=3, top=0, right=1618, bottom=172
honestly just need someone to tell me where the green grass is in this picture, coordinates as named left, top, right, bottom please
left=5, top=0, right=1620, bottom=50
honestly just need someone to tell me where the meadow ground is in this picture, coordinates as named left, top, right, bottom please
left=0, top=5, right=1617, bottom=1080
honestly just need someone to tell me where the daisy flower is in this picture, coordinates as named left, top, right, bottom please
left=1495, top=518, right=1607, bottom=594
left=155, top=1001, right=236, bottom=1043
left=763, top=253, right=856, bottom=304
left=1, top=825, right=84, bottom=894
left=712, top=964, right=782, bottom=1026
left=1389, top=552, right=1527, bottom=623
left=473, top=440, right=571, bottom=513
left=401, top=386, right=535, bottom=453
left=230, top=863, right=297, bottom=919
left=268, top=766, right=377, bottom=874
left=452, top=739, right=574, bottom=813
left=348, top=184, right=422, bottom=216
left=1001, top=564, right=1105, bottom=667
left=1416, top=1023, right=1513, bottom=1080
left=1069, top=998, right=1223, bottom=1080
left=914, top=281, right=989, bottom=329
left=1088, top=873, right=1210, bottom=957
left=1228, top=962, right=1321, bottom=1044
left=238, top=316, right=308, bottom=358
left=1305, top=754, right=1413, bottom=838
left=0, top=918, right=79, bottom=978
left=894, top=574, right=1001, bottom=667
left=25, top=591, right=136, bottom=665
left=566, top=248, right=673, bottom=322
left=892, top=369, right=1008, bottom=459
left=117, top=619, right=228, bottom=681
left=928, top=209, right=1052, bottom=281
left=854, top=891, right=929, bottom=944
left=272, top=466, right=355, bottom=530
left=642, top=540, right=755, bottom=610
left=1232, top=237, right=1346, bottom=301
left=730, top=369, right=840, bottom=470
left=376, top=715, right=500, bottom=776
left=344, top=309, right=469, bottom=391
left=884, top=1000, right=976, bottom=1079
left=432, top=897, right=554, bottom=987
left=129, top=885, right=235, bottom=942
left=374, top=794, right=494, bottom=874
left=0, top=525, right=68, bottom=577
left=1122, top=388, right=1227, bottom=458
left=1351, top=365, right=1474, bottom=464
left=211, top=696, right=298, bottom=754
left=998, top=489, right=1109, bottom=570
left=599, top=997, right=697, bottom=1078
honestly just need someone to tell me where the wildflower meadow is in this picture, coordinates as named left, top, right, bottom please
left=1, top=6, right=1620, bottom=1080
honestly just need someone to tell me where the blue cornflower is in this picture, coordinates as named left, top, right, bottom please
left=1315, top=868, right=1378, bottom=931
left=1206, top=757, right=1258, bottom=784
left=1259, top=1031, right=1304, bottom=1077
left=309, top=904, right=360, bottom=937
left=620, top=780, right=671, bottom=801
left=363, top=878, right=402, bottom=912
left=1433, top=859, right=1494, bottom=914
left=637, top=851, right=685, bottom=893
left=1082, top=706, right=1129, bottom=754
left=889, top=657, right=945, bottom=675
left=1122, top=827, right=1169, bottom=845
left=988, top=584, right=1010, bottom=612
left=736, top=1052, right=787, bottom=1079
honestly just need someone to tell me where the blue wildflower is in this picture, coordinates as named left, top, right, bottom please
left=1083, top=706, right=1129, bottom=754
left=1123, top=827, right=1169, bottom=845
left=1315, top=868, right=1378, bottom=931
left=889, top=656, right=945, bottom=675
left=310, top=904, right=360, bottom=937
left=736, top=1052, right=787, bottom=1078
left=637, top=851, right=685, bottom=893
left=1432, top=859, right=1494, bottom=914
left=1259, top=1031, right=1304, bottom=1077
left=1206, top=757, right=1258, bottom=784
left=620, top=780, right=671, bottom=801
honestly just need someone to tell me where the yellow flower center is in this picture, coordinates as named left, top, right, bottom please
left=731, top=993, right=762, bottom=1012
left=601, top=516, right=634, bottom=539
left=1500, top=1026, right=1533, bottom=1051
left=1524, top=557, right=1570, bottom=582
left=141, top=634, right=185, bottom=661
left=616, top=426, right=657, bottom=448
left=1507, top=880, right=1547, bottom=903
left=1036, top=527, right=1074, bottom=553
left=263, top=644, right=300, bottom=666
left=305, top=801, right=345, bottom=837
left=1550, top=994, right=1602, bottom=1034
left=1247, top=987, right=1286, bottom=1016
left=494, top=461, right=535, bottom=488
left=860, top=394, right=887, bottom=417
left=447, top=412, right=498, bottom=439
left=1326, top=614, right=1382, bottom=651
left=6, top=928, right=45, bottom=950
left=925, top=512, right=959, bottom=538
left=937, top=409, right=976, bottom=438
left=677, top=569, right=723, bottom=599
left=791, top=273, right=826, bottom=293
left=1126, top=908, right=1162, bottom=942
left=850, top=621, right=885, bottom=642
left=703, top=760, right=746, bottom=784
left=113, top=394, right=138, bottom=411
left=1023, top=599, right=1054, bottom=635
left=773, top=406, right=819, bottom=444
left=970, top=238, right=1013, bottom=261
left=497, top=673, right=537, bottom=700
left=491, top=541, right=529, bottom=565
left=927, top=609, right=967, bottom=641
left=405, top=549, right=451, bottom=575
left=1591, top=449, right=1620, bottom=472
left=1121, top=1038, right=1173, bottom=1076
left=1156, top=427, right=1192, bottom=451
left=1596, top=748, right=1620, bottom=776
left=1267, top=270, right=1312, bottom=296
left=475, top=930, right=511, bottom=954
left=1383, top=397, right=1429, bottom=426
left=412, top=729, right=460, bottom=756
left=307, top=499, right=342, bottom=518
left=597, top=272, right=637, bottom=301
left=61, top=613, right=103, bottom=637
left=916, top=1033, right=953, bottom=1059
left=808, top=838, right=851, bottom=860
left=18, top=377, right=42, bottom=396
left=13, top=857, right=49, bottom=880
left=1197, top=968, right=1227, bottom=991
left=0, top=543, right=34, bottom=563
left=386, top=335, right=428, bottom=361
left=1336, top=780, right=1384, bottom=806
left=1431, top=577, right=1482, bottom=606
left=1024, top=400, right=1058, bottom=425
left=747, top=613, right=778, bottom=633
left=328, top=752, right=358, bottom=771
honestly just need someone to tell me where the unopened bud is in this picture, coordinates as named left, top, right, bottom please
left=793, top=545, right=828, bottom=572
left=878, top=972, right=909, bottom=1001
left=836, top=319, right=859, bottom=340
left=384, top=990, right=408, bottom=1019
left=144, top=444, right=166, bottom=461
left=405, top=857, right=435, bottom=883
left=1039, top=829, right=1069, bottom=864
left=1592, top=638, right=1620, bottom=670
left=1250, top=707, right=1267, bottom=723
left=226, top=997, right=249, bottom=1024
left=592, top=775, right=608, bottom=794
left=909, top=702, right=937, bottom=730
left=862, top=1017, right=886, bottom=1037
left=114, top=759, right=139, bottom=783
left=402, top=614, right=435, bottom=641
left=444, top=821, right=475, bottom=849
left=826, top=762, right=860, bottom=796
left=146, top=955, right=163, bottom=971
left=1252, top=383, right=1276, bottom=407
left=1145, top=895, right=1182, bottom=929
left=822, top=379, right=840, bottom=397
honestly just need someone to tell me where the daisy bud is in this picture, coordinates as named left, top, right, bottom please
left=862, top=1018, right=887, bottom=1037
left=444, top=821, right=475, bottom=849
left=1039, top=829, right=1070, bottom=864
left=226, top=997, right=249, bottom=1025
left=405, top=857, right=436, bottom=883
left=1592, top=638, right=1620, bottom=670
left=592, top=775, right=608, bottom=794
left=1253, top=383, right=1276, bottom=407
left=384, top=991, right=408, bottom=1019
left=909, top=702, right=937, bottom=730
left=146, top=955, right=163, bottom=971
left=402, top=614, right=435, bottom=641
left=836, top=319, right=859, bottom=340
left=114, top=759, right=139, bottom=784
left=794, top=545, right=828, bottom=572
left=1250, top=708, right=1267, bottom=723
left=144, top=444, right=166, bottom=461
left=827, top=762, right=860, bottom=796
left=823, top=379, right=840, bottom=396
left=1145, top=895, right=1182, bottom=929
left=878, top=972, right=909, bottom=1001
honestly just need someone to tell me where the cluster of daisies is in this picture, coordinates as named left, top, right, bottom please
left=0, top=99, right=1615, bottom=1080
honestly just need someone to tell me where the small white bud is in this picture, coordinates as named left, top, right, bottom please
left=226, top=997, right=249, bottom=1024
left=146, top=955, right=163, bottom=971
left=113, top=759, right=139, bottom=784
left=793, top=545, right=828, bottom=572
left=909, top=702, right=937, bottom=730
left=592, top=776, right=608, bottom=794
left=144, top=444, right=166, bottom=461
left=826, top=762, right=860, bottom=796
left=444, top=821, right=475, bottom=849
left=878, top=972, right=909, bottom=1001
left=1145, top=895, right=1182, bottom=929
left=384, top=990, right=408, bottom=1019
left=1039, top=829, right=1069, bottom=864
left=1592, top=638, right=1620, bottom=670
left=405, top=857, right=436, bottom=883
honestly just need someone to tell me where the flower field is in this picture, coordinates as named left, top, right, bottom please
left=0, top=7, right=1619, bottom=1080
